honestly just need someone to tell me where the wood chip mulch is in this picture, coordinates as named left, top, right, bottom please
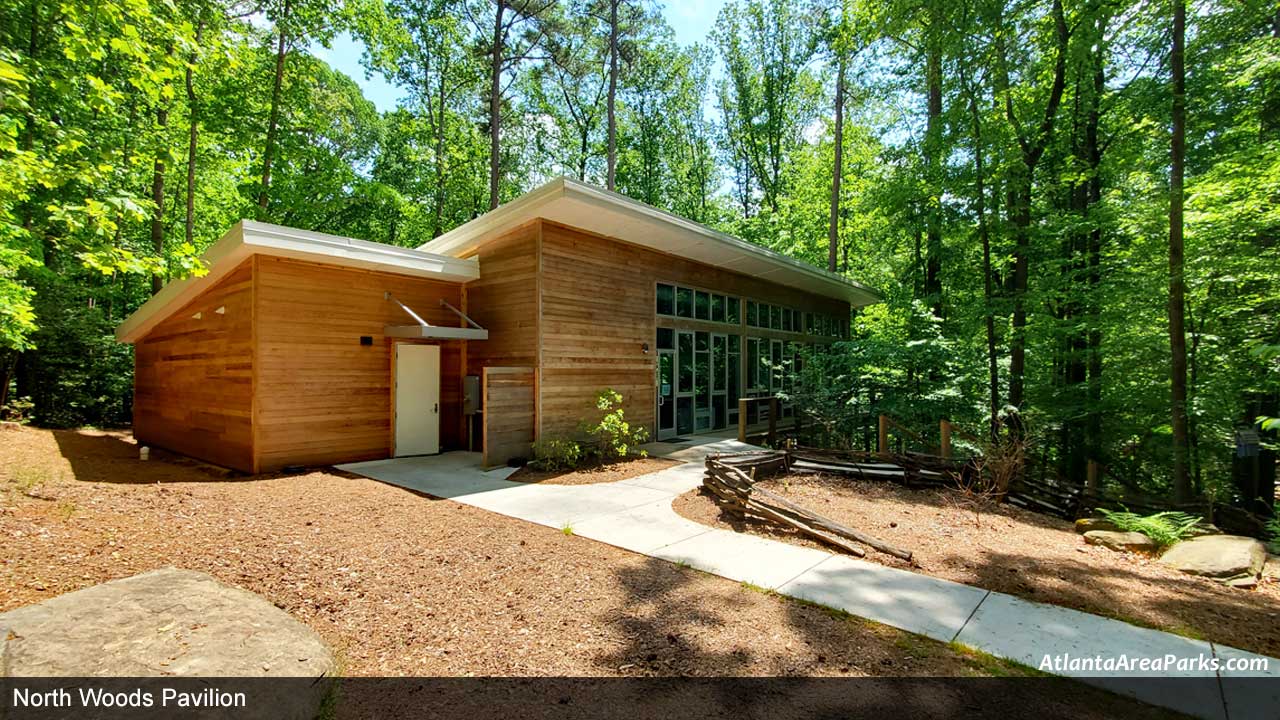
left=672, top=472, right=1280, bottom=657
left=0, top=426, right=1199, bottom=715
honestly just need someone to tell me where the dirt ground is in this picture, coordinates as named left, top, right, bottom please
left=0, top=426, right=1195, bottom=717
left=673, top=472, right=1280, bottom=657
left=509, top=457, right=679, bottom=485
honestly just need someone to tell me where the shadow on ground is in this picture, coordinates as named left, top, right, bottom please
left=51, top=429, right=259, bottom=484
left=950, top=545, right=1280, bottom=657
left=586, top=556, right=1189, bottom=718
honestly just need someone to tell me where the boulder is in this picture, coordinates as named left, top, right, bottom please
left=1083, top=530, right=1157, bottom=553
left=1186, top=522, right=1222, bottom=538
left=1264, top=555, right=1280, bottom=580
left=1075, top=517, right=1118, bottom=534
left=1157, top=534, right=1267, bottom=579
left=0, top=568, right=334, bottom=718
left=1224, top=575, right=1258, bottom=590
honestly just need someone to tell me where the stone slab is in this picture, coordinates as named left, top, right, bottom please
left=1083, top=530, right=1156, bottom=553
left=1158, top=535, right=1267, bottom=579
left=0, top=569, right=334, bottom=682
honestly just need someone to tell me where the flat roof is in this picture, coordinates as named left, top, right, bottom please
left=116, top=220, right=480, bottom=343
left=419, top=177, right=881, bottom=307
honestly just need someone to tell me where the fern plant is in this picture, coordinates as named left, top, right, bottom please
left=1097, top=508, right=1203, bottom=549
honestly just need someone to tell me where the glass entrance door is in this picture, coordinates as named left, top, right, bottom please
left=656, top=349, right=676, bottom=440
left=664, top=328, right=733, bottom=437
left=712, top=333, right=728, bottom=430
left=676, top=330, right=695, bottom=435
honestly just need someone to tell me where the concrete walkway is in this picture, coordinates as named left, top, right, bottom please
left=337, top=443, right=1278, bottom=720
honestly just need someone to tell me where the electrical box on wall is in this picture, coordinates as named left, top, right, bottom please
left=359, top=336, right=373, bottom=346
left=463, top=375, right=480, bottom=415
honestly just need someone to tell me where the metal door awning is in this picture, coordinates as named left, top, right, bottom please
left=385, top=292, right=489, bottom=340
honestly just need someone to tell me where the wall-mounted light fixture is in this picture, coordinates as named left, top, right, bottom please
left=641, top=342, right=650, bottom=354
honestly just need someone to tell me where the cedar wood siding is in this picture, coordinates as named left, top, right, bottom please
left=252, top=256, right=466, bottom=471
left=133, top=259, right=255, bottom=472
left=459, top=221, right=540, bottom=374
left=131, top=217, right=848, bottom=472
left=536, top=220, right=850, bottom=440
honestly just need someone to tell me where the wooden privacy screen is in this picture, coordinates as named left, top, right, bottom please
left=482, top=366, right=536, bottom=468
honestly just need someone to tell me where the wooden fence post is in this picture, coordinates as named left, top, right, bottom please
left=768, top=396, right=779, bottom=446
left=940, top=419, right=952, bottom=459
left=877, top=414, right=888, bottom=454
left=738, top=398, right=748, bottom=443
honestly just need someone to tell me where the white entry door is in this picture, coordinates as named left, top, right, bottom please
left=394, top=344, right=440, bottom=456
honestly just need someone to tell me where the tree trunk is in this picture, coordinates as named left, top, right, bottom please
left=257, top=0, right=291, bottom=219
left=0, top=351, right=16, bottom=414
left=1169, top=0, right=1191, bottom=502
left=1007, top=175, right=1031, bottom=414
left=21, top=0, right=40, bottom=236
left=433, top=68, right=448, bottom=238
left=827, top=55, right=845, bottom=273
left=1004, top=0, right=1068, bottom=420
left=605, top=0, right=619, bottom=190
left=923, top=27, right=943, bottom=318
left=149, top=99, right=169, bottom=295
left=488, top=0, right=506, bottom=210
left=1262, top=7, right=1280, bottom=138
left=1085, top=11, right=1105, bottom=468
left=184, top=22, right=202, bottom=253
left=965, top=73, right=1000, bottom=441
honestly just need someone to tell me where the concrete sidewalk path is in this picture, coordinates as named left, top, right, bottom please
left=338, top=448, right=1278, bottom=720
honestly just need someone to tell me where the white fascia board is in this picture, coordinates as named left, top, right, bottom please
left=116, top=221, right=481, bottom=344
left=241, top=221, right=479, bottom=283
left=115, top=223, right=250, bottom=343
left=417, top=178, right=568, bottom=258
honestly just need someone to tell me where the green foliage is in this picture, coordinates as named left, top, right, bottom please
left=1096, top=508, right=1204, bottom=549
left=579, top=389, right=648, bottom=462
left=1265, top=517, right=1280, bottom=545
left=530, top=438, right=583, bottom=472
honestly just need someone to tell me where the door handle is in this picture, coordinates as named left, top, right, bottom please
left=433, top=403, right=439, bottom=414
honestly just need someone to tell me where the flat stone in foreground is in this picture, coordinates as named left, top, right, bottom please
left=1158, top=534, right=1266, bottom=578
left=0, top=568, right=334, bottom=681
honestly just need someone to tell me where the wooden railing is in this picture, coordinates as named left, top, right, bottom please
left=878, top=414, right=982, bottom=458
left=737, top=396, right=797, bottom=445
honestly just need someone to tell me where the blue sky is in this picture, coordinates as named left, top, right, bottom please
left=310, top=1, right=728, bottom=113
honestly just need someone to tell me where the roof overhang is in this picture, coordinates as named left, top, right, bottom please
left=418, top=177, right=881, bottom=307
left=116, top=220, right=480, bottom=344
left=384, top=326, right=489, bottom=340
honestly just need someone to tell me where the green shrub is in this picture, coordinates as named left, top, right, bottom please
left=1266, top=517, right=1280, bottom=544
left=580, top=389, right=649, bottom=461
left=1097, top=508, right=1203, bottom=548
left=530, top=438, right=583, bottom=471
